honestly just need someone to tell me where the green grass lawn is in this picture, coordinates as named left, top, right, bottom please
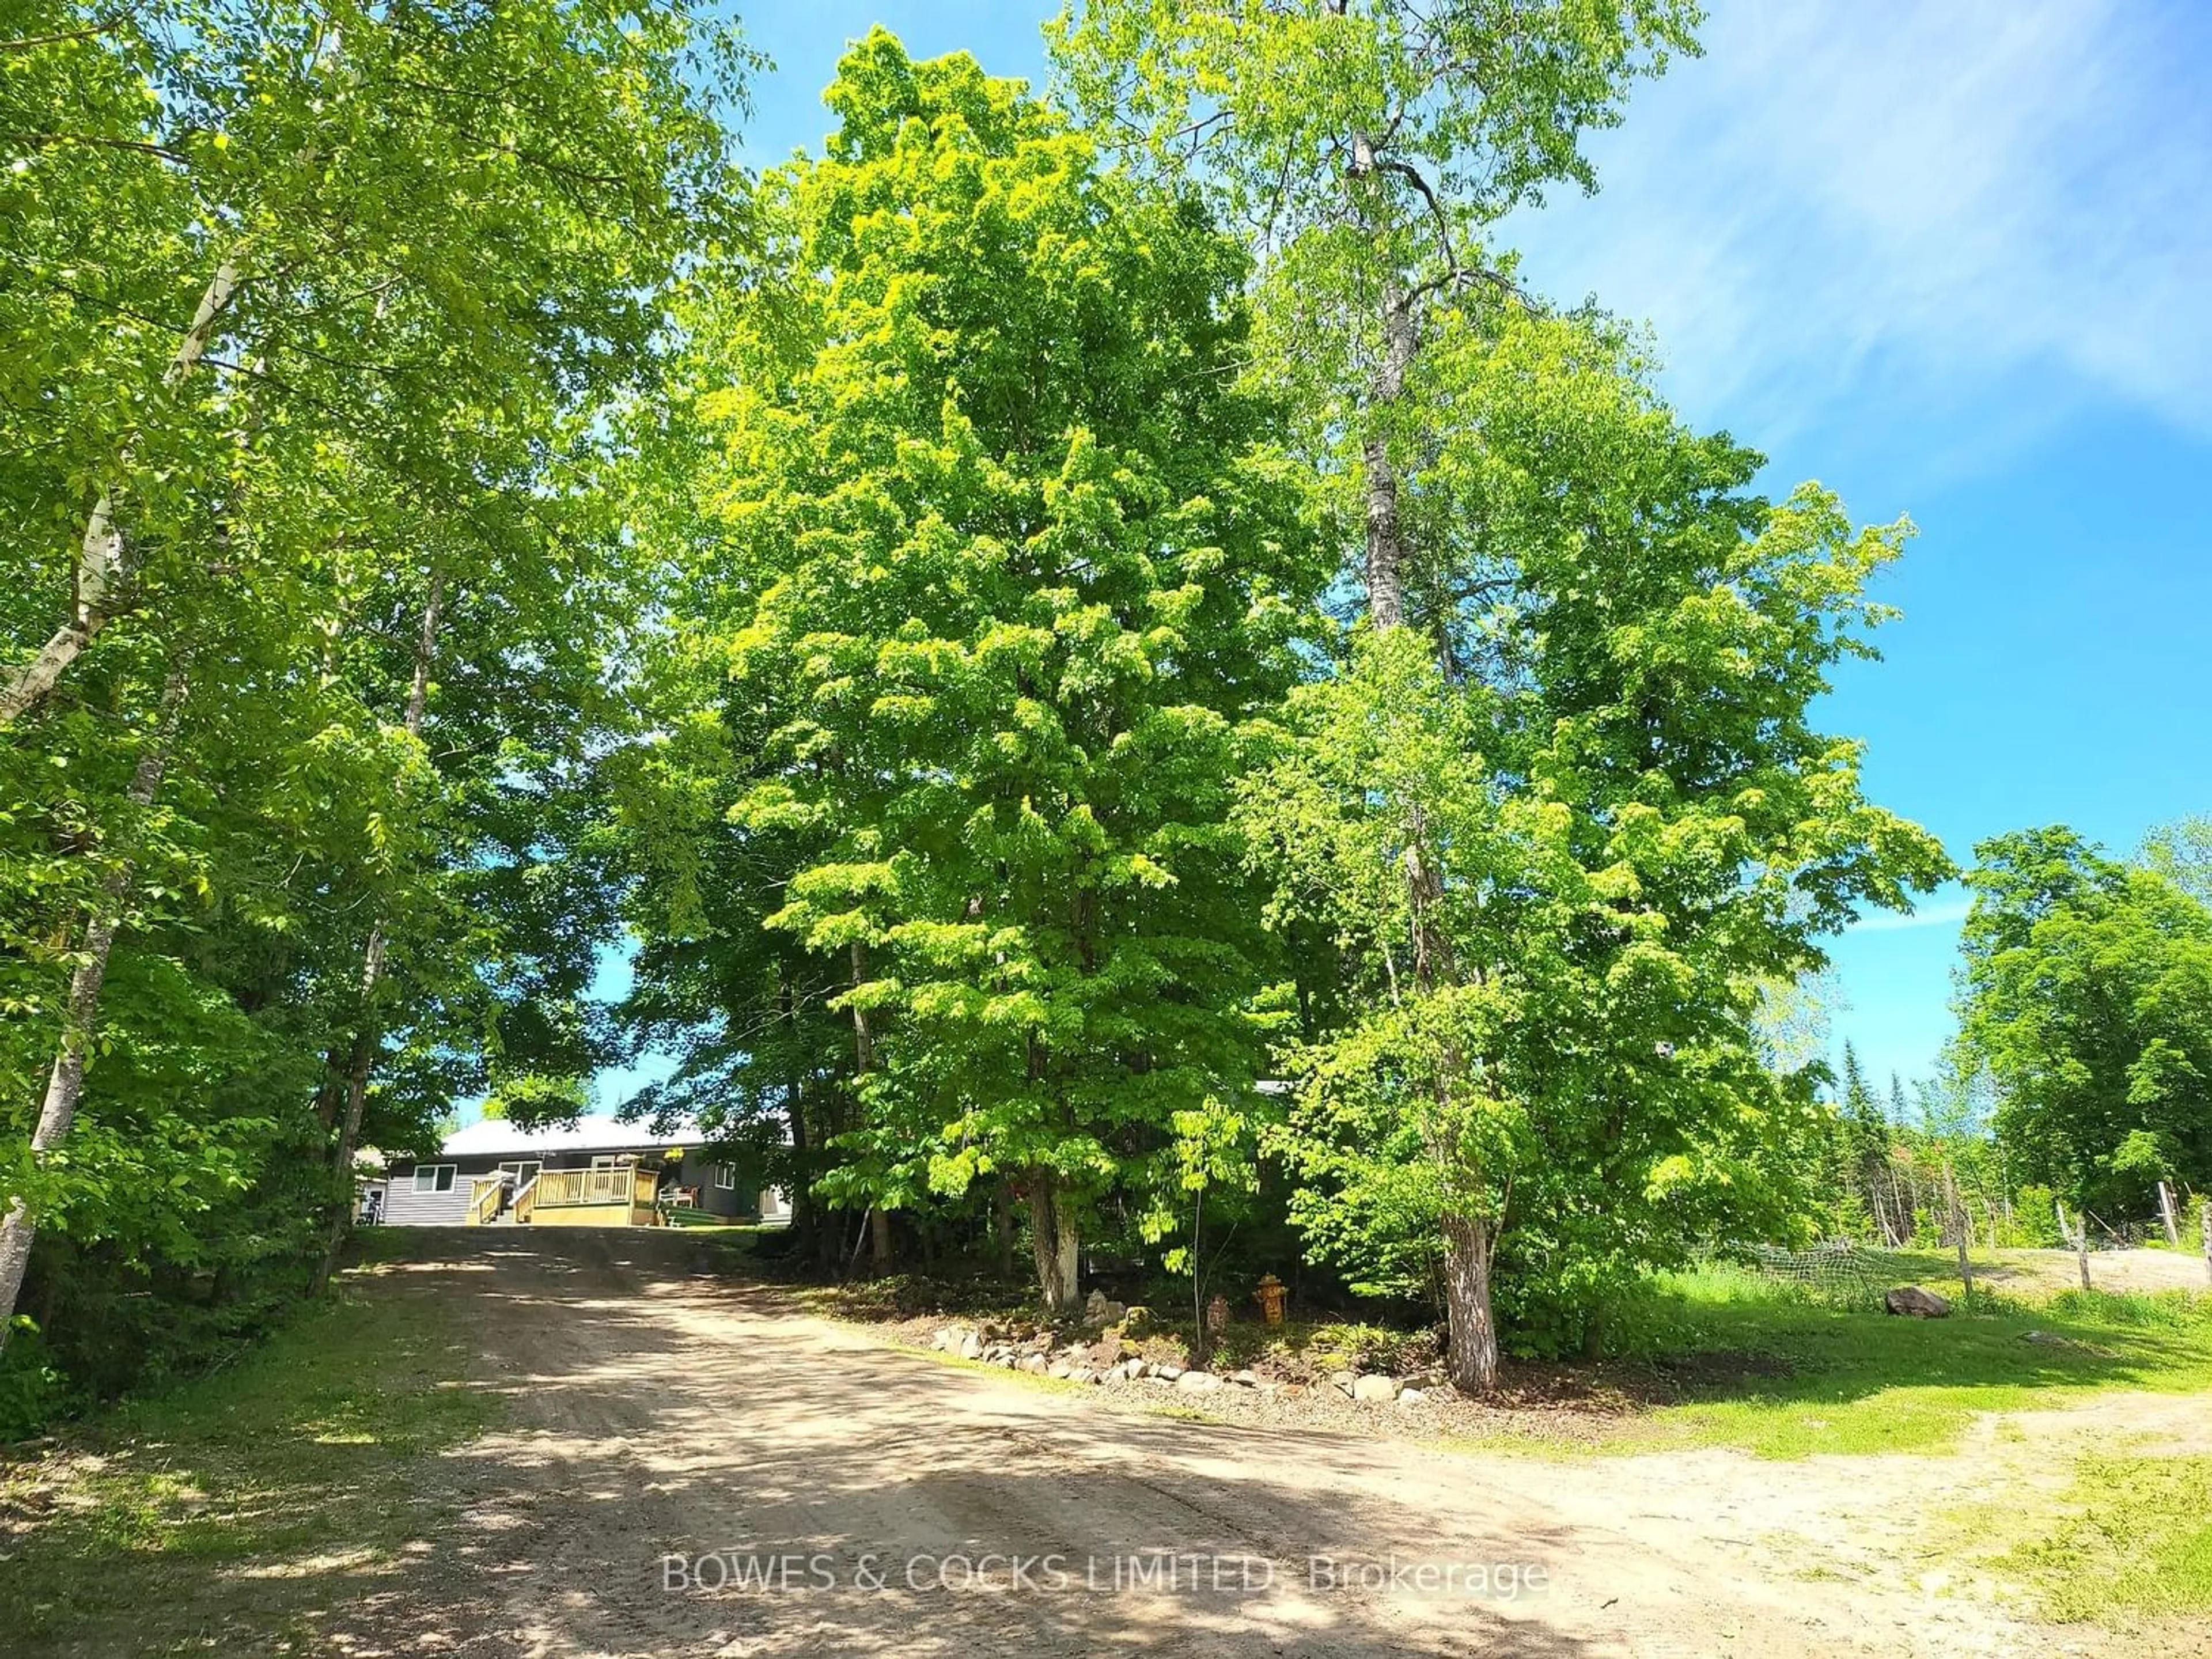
left=1612, top=1262, right=2212, bottom=1459
left=0, top=1275, right=498, bottom=1656
left=1999, top=1454, right=2212, bottom=1624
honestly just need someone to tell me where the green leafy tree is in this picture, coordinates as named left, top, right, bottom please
left=1052, top=0, right=1698, bottom=630
left=1, top=0, right=751, bottom=1370
left=1240, top=308, right=1949, bottom=1382
left=1960, top=827, right=2212, bottom=1217
left=636, top=33, right=1327, bottom=1310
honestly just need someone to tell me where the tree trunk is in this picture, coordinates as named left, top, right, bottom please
left=1358, top=287, right=1416, bottom=631
left=785, top=1085, right=814, bottom=1243
left=0, top=672, right=187, bottom=1349
left=1440, top=1209, right=1499, bottom=1391
left=1027, top=1180, right=1080, bottom=1314
left=849, top=940, right=874, bottom=1073
left=316, top=567, right=444, bottom=1289
left=1347, top=130, right=1417, bottom=632
left=1, top=257, right=240, bottom=727
left=869, top=1206, right=892, bottom=1273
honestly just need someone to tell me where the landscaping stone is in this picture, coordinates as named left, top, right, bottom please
left=1230, top=1369, right=1259, bottom=1387
left=1352, top=1373, right=1398, bottom=1403
left=1175, top=1370, right=1224, bottom=1393
left=1326, top=1370, right=1357, bottom=1397
left=1397, top=1387, right=1426, bottom=1405
left=1084, top=1289, right=1127, bottom=1327
left=1883, top=1286, right=1950, bottom=1319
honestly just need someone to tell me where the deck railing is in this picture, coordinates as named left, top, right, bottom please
left=528, top=1166, right=657, bottom=1211
left=467, top=1176, right=506, bottom=1226
left=512, top=1176, right=537, bottom=1224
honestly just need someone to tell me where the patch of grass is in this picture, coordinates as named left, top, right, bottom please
left=891, top=1343, right=1091, bottom=1394
left=0, top=1276, right=497, bottom=1656
left=1610, top=1268, right=2212, bottom=1460
left=1983, top=1455, right=2212, bottom=1624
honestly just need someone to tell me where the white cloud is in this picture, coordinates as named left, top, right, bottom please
left=1506, top=0, right=2212, bottom=450
left=1847, top=896, right=1974, bottom=935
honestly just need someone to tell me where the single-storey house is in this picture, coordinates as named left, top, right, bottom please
left=372, top=1113, right=789, bottom=1229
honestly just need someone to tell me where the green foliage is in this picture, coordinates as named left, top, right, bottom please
left=0, top=1316, right=75, bottom=1441
left=1959, top=827, right=2212, bottom=1214
left=618, top=31, right=1328, bottom=1292
left=1, top=0, right=751, bottom=1422
left=3, top=6, right=1971, bottom=1387
left=1240, top=309, right=1950, bottom=1355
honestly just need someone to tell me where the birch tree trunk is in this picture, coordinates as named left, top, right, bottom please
left=1, top=258, right=240, bottom=727
left=315, top=568, right=444, bottom=1288
left=0, top=672, right=188, bottom=1349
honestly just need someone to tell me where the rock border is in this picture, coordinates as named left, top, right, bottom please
left=927, top=1324, right=1442, bottom=1406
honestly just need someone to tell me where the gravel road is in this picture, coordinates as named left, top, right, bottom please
left=324, top=1230, right=2123, bottom=1659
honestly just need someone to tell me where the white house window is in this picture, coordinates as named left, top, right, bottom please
left=414, top=1164, right=456, bottom=1194
left=714, top=1164, right=737, bottom=1191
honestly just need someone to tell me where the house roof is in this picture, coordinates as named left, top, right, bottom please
left=438, top=1112, right=707, bottom=1160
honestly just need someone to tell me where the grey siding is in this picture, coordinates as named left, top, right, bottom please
left=675, top=1150, right=749, bottom=1217
left=382, top=1161, right=476, bottom=1225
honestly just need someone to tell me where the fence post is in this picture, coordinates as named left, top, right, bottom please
left=1945, top=1161, right=1973, bottom=1304
left=2157, top=1179, right=2181, bottom=1247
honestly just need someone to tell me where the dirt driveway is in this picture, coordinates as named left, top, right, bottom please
left=327, top=1232, right=2122, bottom=1659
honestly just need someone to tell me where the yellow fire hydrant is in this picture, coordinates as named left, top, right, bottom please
left=1255, top=1273, right=1288, bottom=1325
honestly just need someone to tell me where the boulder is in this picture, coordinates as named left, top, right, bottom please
left=1084, top=1289, right=1128, bottom=1327
left=1884, top=1286, right=1951, bottom=1319
left=1156, top=1363, right=1185, bottom=1382
left=1325, top=1370, right=1358, bottom=1397
left=1351, top=1373, right=1399, bottom=1403
left=1175, top=1370, right=1225, bottom=1394
left=1230, top=1369, right=1260, bottom=1387
left=1020, top=1354, right=1051, bottom=1374
left=959, top=1331, right=986, bottom=1361
left=1396, top=1387, right=1426, bottom=1406
left=1048, top=1361, right=1075, bottom=1379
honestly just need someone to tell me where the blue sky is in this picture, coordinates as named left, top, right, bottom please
left=592, top=1, right=2212, bottom=1108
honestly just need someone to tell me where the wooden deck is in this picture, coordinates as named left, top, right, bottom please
left=507, top=1165, right=661, bottom=1227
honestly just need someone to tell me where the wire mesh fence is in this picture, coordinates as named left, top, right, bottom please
left=1692, top=1239, right=1894, bottom=1304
